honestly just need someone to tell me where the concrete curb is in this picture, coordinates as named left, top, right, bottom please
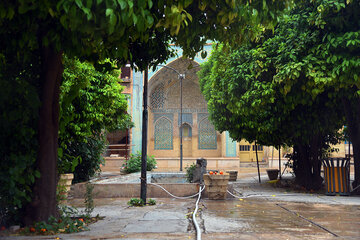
left=70, top=182, right=234, bottom=199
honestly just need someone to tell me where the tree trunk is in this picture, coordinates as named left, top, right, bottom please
left=309, top=135, right=323, bottom=190
left=294, top=144, right=311, bottom=189
left=24, top=47, right=63, bottom=225
left=342, top=97, right=360, bottom=192
left=293, top=141, right=323, bottom=190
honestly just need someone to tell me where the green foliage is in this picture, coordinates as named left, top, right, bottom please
left=198, top=0, right=360, bottom=189
left=127, top=197, right=156, bottom=206
left=60, top=56, right=132, bottom=139
left=20, top=205, right=91, bottom=234
left=122, top=151, right=157, bottom=173
left=127, top=198, right=145, bottom=207
left=199, top=4, right=347, bottom=148
left=0, top=0, right=292, bottom=71
left=0, top=0, right=292, bottom=225
left=56, top=184, right=67, bottom=204
left=58, top=205, right=80, bottom=219
left=185, top=163, right=196, bottom=183
left=84, top=183, right=94, bottom=218
left=59, top=56, right=133, bottom=182
left=0, top=51, right=41, bottom=226
left=31, top=216, right=87, bottom=234
left=148, top=198, right=156, bottom=206
left=64, top=136, right=106, bottom=183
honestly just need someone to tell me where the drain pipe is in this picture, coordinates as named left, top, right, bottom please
left=193, top=185, right=204, bottom=240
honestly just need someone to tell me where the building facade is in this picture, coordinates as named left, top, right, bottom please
left=104, top=44, right=352, bottom=172
left=126, top=44, right=265, bottom=170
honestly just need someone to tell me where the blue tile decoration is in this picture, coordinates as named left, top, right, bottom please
left=150, top=83, right=165, bottom=109
left=153, top=113, right=173, bottom=123
left=130, top=44, right=214, bottom=154
left=197, top=113, right=209, bottom=123
left=225, top=131, right=237, bottom=157
left=154, top=115, right=173, bottom=150
left=198, top=114, right=217, bottom=149
left=131, top=70, right=144, bottom=153
left=178, top=113, right=193, bottom=126
left=153, top=108, right=208, bottom=113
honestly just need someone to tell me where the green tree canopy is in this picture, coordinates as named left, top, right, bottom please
left=59, top=56, right=133, bottom=182
left=198, top=1, right=355, bottom=189
left=0, top=0, right=293, bottom=224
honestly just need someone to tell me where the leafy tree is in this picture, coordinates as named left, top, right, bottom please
left=303, top=0, right=360, bottom=190
left=199, top=2, right=349, bottom=189
left=0, top=52, right=41, bottom=226
left=59, top=56, right=133, bottom=182
left=0, top=0, right=291, bottom=224
left=262, top=0, right=360, bottom=190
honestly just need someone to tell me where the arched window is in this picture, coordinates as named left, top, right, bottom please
left=154, top=117, right=173, bottom=150
left=198, top=117, right=217, bottom=149
left=181, top=123, right=192, bottom=138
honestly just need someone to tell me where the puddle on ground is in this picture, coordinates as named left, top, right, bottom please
left=202, top=198, right=360, bottom=237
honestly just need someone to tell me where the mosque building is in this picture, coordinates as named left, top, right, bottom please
left=103, top=44, right=348, bottom=172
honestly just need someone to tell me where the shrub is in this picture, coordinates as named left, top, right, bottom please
left=84, top=182, right=94, bottom=218
left=127, top=198, right=144, bottom=207
left=127, top=198, right=156, bottom=206
left=122, top=151, right=157, bottom=173
left=185, top=163, right=196, bottom=183
left=148, top=199, right=156, bottom=206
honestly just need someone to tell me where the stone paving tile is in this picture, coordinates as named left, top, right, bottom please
left=2, top=169, right=360, bottom=240
left=279, top=202, right=360, bottom=238
left=123, top=219, right=188, bottom=233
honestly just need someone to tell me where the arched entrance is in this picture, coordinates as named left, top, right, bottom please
left=181, top=122, right=192, bottom=157
left=147, top=57, right=223, bottom=169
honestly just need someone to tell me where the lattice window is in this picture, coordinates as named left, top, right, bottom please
left=154, top=117, right=173, bottom=150
left=252, top=145, right=263, bottom=151
left=178, top=113, right=193, bottom=126
left=198, top=117, right=217, bottom=149
left=239, top=145, right=251, bottom=151
left=151, top=83, right=165, bottom=109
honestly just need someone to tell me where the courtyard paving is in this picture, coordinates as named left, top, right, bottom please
left=2, top=169, right=360, bottom=240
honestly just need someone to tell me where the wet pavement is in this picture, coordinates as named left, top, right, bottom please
left=2, top=171, right=360, bottom=240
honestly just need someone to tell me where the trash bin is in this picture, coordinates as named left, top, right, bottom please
left=322, top=158, right=350, bottom=196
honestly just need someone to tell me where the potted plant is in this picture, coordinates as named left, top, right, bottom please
left=57, top=150, right=79, bottom=201
left=266, top=169, right=279, bottom=180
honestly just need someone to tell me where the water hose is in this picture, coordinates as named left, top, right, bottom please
left=148, top=182, right=204, bottom=199
left=193, top=185, right=205, bottom=240
left=148, top=182, right=205, bottom=240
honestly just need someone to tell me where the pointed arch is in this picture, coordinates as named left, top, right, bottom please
left=181, top=122, right=192, bottom=138
left=154, top=117, right=173, bottom=150
left=198, top=116, right=217, bottom=149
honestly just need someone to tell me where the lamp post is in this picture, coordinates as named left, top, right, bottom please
left=140, top=69, right=148, bottom=203
left=179, top=73, right=185, bottom=171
